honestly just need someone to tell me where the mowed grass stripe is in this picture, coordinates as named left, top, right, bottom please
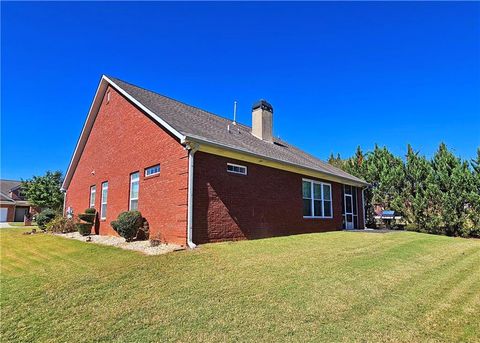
left=1, top=227, right=479, bottom=342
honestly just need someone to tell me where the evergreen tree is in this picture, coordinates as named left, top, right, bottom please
left=344, top=146, right=366, bottom=178
left=466, top=148, right=480, bottom=234
left=363, top=145, right=404, bottom=213
left=431, top=143, right=470, bottom=235
left=403, top=145, right=439, bottom=231
left=328, top=153, right=344, bottom=170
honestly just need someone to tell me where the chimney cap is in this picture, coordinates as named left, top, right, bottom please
left=252, top=99, right=273, bottom=113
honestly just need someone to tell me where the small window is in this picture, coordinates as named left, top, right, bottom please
left=106, top=90, right=111, bottom=103
left=129, top=172, right=139, bottom=210
left=145, top=164, right=160, bottom=177
left=100, top=181, right=108, bottom=220
left=89, top=185, right=96, bottom=208
left=227, top=163, right=247, bottom=175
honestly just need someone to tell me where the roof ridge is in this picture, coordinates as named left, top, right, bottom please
left=106, top=75, right=252, bottom=131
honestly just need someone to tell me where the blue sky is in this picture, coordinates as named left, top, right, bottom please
left=1, top=2, right=479, bottom=180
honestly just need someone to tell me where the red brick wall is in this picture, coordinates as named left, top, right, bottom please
left=65, top=86, right=189, bottom=245
left=193, top=152, right=358, bottom=244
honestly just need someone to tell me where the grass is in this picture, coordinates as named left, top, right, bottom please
left=1, top=227, right=479, bottom=342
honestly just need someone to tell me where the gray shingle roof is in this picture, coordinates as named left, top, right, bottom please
left=108, top=77, right=367, bottom=186
left=0, top=180, right=21, bottom=203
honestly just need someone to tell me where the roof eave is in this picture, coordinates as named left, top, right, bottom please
left=184, top=135, right=369, bottom=187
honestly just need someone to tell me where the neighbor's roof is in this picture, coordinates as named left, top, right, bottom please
left=0, top=179, right=21, bottom=204
left=0, top=179, right=21, bottom=195
left=63, top=75, right=368, bottom=188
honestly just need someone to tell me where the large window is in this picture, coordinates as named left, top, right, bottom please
left=129, top=172, right=139, bottom=210
left=100, top=181, right=108, bottom=219
left=89, top=185, right=96, bottom=208
left=302, top=179, right=333, bottom=218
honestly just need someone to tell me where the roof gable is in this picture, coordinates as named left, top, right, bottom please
left=63, top=75, right=367, bottom=189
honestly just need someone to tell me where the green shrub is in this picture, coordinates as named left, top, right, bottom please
left=85, top=208, right=96, bottom=214
left=76, top=223, right=92, bottom=236
left=45, top=216, right=76, bottom=233
left=78, top=213, right=95, bottom=224
left=111, top=211, right=143, bottom=242
left=36, top=209, right=57, bottom=229
left=461, top=226, right=480, bottom=238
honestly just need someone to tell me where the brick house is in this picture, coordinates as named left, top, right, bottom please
left=0, top=180, right=32, bottom=222
left=63, top=76, right=368, bottom=247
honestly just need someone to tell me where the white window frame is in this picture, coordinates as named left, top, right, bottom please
left=302, top=178, right=333, bottom=219
left=129, top=172, right=140, bottom=210
left=100, top=181, right=108, bottom=220
left=89, top=185, right=96, bottom=208
left=227, top=163, right=247, bottom=175
left=145, top=164, right=160, bottom=177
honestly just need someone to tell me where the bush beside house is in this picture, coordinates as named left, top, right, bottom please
left=76, top=208, right=96, bottom=236
left=111, top=211, right=144, bottom=242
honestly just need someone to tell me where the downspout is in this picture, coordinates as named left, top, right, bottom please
left=61, top=188, right=67, bottom=217
left=186, top=142, right=199, bottom=249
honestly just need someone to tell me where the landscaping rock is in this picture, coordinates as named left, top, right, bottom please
left=57, top=232, right=183, bottom=255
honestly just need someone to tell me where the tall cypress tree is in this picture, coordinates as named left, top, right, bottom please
left=403, top=145, right=439, bottom=231
left=466, top=148, right=480, bottom=234
left=364, top=145, right=404, bottom=213
left=431, top=143, right=471, bottom=235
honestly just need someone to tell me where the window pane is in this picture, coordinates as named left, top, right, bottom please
left=352, top=187, right=357, bottom=214
left=302, top=181, right=311, bottom=198
left=131, top=182, right=139, bottom=199
left=345, top=185, right=352, bottom=195
left=227, top=164, right=246, bottom=175
left=323, top=184, right=331, bottom=200
left=346, top=196, right=352, bottom=213
left=145, top=165, right=160, bottom=176
left=314, top=200, right=323, bottom=217
left=324, top=200, right=332, bottom=217
left=303, top=199, right=312, bottom=216
left=90, top=186, right=96, bottom=207
left=313, top=183, right=322, bottom=200
left=101, top=204, right=107, bottom=218
left=130, top=199, right=138, bottom=211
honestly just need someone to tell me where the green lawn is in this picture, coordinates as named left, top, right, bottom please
left=1, top=228, right=479, bottom=342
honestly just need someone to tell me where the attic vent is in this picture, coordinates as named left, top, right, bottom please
left=274, top=141, right=287, bottom=148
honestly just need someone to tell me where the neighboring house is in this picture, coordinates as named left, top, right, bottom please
left=63, top=75, right=368, bottom=247
left=0, top=180, right=32, bottom=222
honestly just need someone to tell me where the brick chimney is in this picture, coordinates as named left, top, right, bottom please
left=251, top=99, right=273, bottom=142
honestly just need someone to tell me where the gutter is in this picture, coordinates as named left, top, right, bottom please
left=184, top=135, right=369, bottom=188
left=186, top=142, right=199, bottom=249
left=62, top=189, right=67, bottom=217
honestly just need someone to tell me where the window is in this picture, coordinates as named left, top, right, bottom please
left=129, top=172, right=139, bottom=210
left=227, top=163, right=247, bottom=175
left=89, top=185, right=96, bottom=208
left=302, top=179, right=333, bottom=218
left=106, top=90, right=111, bottom=103
left=100, top=182, right=108, bottom=219
left=145, top=164, right=160, bottom=177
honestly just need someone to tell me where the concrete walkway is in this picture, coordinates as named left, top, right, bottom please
left=0, top=223, right=14, bottom=228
